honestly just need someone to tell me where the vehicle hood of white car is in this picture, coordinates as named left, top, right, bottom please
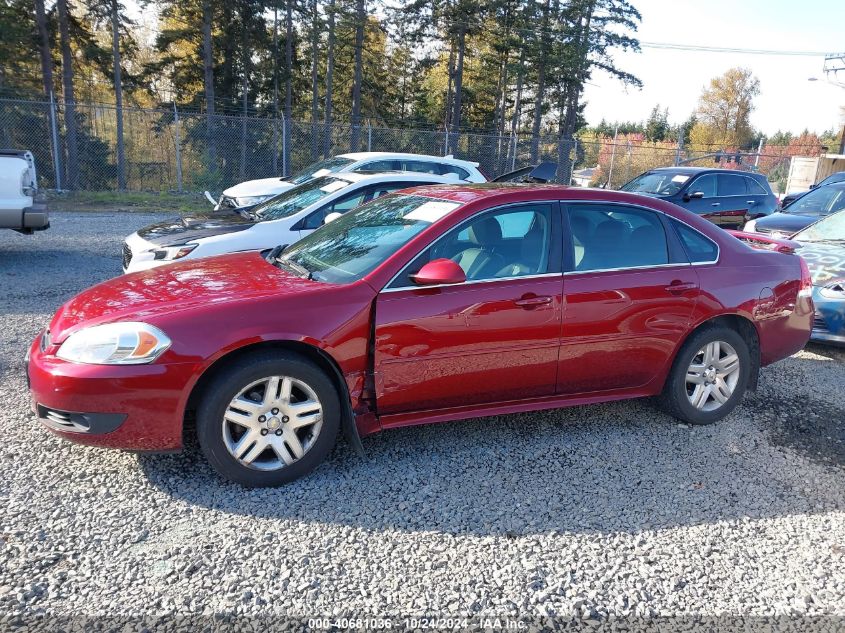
left=223, top=177, right=294, bottom=198
left=137, top=211, right=256, bottom=246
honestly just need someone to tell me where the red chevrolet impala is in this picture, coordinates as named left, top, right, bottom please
left=27, top=185, right=814, bottom=486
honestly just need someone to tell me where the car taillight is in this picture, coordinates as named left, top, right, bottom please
left=798, top=257, right=813, bottom=299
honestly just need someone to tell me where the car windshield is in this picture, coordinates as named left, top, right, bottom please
left=277, top=194, right=461, bottom=284
left=249, top=176, right=353, bottom=221
left=287, top=156, right=355, bottom=185
left=793, top=209, right=845, bottom=242
left=785, top=186, right=845, bottom=216
left=620, top=171, right=691, bottom=196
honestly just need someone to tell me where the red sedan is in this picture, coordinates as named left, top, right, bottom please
left=28, top=185, right=814, bottom=486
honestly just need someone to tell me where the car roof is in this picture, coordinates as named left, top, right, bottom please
left=329, top=171, right=462, bottom=185
left=646, top=166, right=762, bottom=176
left=337, top=151, right=480, bottom=167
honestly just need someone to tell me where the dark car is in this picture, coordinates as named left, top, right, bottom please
left=620, top=167, right=778, bottom=229
left=781, top=171, right=845, bottom=208
left=744, top=182, right=845, bottom=237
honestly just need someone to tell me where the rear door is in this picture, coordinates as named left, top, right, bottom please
left=558, top=203, right=700, bottom=395
left=373, top=202, right=563, bottom=415
left=711, top=173, right=752, bottom=228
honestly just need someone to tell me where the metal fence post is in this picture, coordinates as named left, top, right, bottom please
left=569, top=139, right=578, bottom=185
left=367, top=120, right=372, bottom=152
left=49, top=92, right=62, bottom=191
left=282, top=117, right=288, bottom=177
left=173, top=103, right=183, bottom=193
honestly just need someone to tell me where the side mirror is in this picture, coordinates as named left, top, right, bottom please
left=323, top=211, right=343, bottom=224
left=809, top=184, right=817, bottom=189
left=409, top=258, right=466, bottom=286
left=684, top=191, right=705, bottom=201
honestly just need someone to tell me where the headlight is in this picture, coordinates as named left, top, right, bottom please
left=820, top=280, right=845, bottom=299
left=56, top=322, right=171, bottom=365
left=235, top=195, right=272, bottom=207
left=152, top=243, right=198, bottom=261
left=743, top=220, right=757, bottom=233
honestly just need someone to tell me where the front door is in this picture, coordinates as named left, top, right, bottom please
left=558, top=203, right=700, bottom=394
left=374, top=203, right=563, bottom=415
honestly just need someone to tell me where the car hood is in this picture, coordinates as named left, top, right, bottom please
left=797, top=241, right=845, bottom=286
left=756, top=212, right=820, bottom=235
left=223, top=177, right=294, bottom=198
left=136, top=211, right=255, bottom=246
left=47, top=252, right=326, bottom=343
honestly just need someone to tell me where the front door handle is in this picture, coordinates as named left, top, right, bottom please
left=746, top=200, right=756, bottom=205
left=710, top=202, right=721, bottom=207
left=665, top=280, right=698, bottom=295
left=514, top=295, right=552, bottom=308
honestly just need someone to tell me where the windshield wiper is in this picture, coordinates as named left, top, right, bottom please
left=279, top=257, right=314, bottom=279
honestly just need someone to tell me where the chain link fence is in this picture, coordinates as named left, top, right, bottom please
left=0, top=97, right=810, bottom=195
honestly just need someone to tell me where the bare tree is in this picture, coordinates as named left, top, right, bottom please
left=111, top=0, right=126, bottom=189
left=323, top=0, right=336, bottom=157
left=202, top=0, right=216, bottom=166
left=34, top=0, right=53, bottom=98
left=529, top=0, right=551, bottom=162
left=310, top=0, right=320, bottom=160
left=350, top=0, right=365, bottom=152
left=56, top=0, right=79, bottom=189
left=284, top=0, right=293, bottom=173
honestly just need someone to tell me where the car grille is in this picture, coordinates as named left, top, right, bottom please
left=122, top=242, right=132, bottom=269
left=813, top=314, right=829, bottom=334
left=36, top=405, right=90, bottom=431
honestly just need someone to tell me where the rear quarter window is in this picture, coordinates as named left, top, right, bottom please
left=672, top=220, right=719, bottom=263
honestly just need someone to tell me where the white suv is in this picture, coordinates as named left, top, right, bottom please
left=210, top=152, right=485, bottom=211
left=0, top=150, right=48, bottom=234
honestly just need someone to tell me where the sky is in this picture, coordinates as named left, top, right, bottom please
left=581, top=0, right=845, bottom=136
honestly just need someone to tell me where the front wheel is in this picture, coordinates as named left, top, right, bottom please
left=658, top=326, right=751, bottom=425
left=196, top=351, right=340, bottom=487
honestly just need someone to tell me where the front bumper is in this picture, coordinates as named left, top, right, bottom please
left=27, top=333, right=198, bottom=451
left=122, top=232, right=181, bottom=273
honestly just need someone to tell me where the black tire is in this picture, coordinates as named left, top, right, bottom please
left=658, top=325, right=751, bottom=425
left=196, top=351, right=340, bottom=487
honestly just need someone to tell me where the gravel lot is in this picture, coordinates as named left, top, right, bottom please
left=1, top=212, right=844, bottom=630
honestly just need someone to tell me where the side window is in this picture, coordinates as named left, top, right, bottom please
left=300, top=188, right=370, bottom=230
left=389, top=204, right=553, bottom=287
left=688, top=174, right=717, bottom=198
left=568, top=205, right=669, bottom=272
left=672, top=220, right=719, bottom=263
left=745, top=177, right=768, bottom=195
left=440, top=165, right=470, bottom=179
left=402, top=160, right=441, bottom=175
left=717, top=174, right=747, bottom=197
left=358, top=160, right=400, bottom=172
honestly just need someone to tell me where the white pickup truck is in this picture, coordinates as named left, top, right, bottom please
left=0, top=150, right=49, bottom=234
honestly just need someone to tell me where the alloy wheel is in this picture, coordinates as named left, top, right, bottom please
left=684, top=340, right=741, bottom=412
left=221, top=375, right=323, bottom=471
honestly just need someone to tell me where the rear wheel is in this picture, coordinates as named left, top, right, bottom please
left=658, top=325, right=751, bottom=425
left=196, top=351, right=340, bottom=487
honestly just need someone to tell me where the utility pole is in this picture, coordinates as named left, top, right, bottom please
left=606, top=124, right=619, bottom=186
left=754, top=137, right=764, bottom=169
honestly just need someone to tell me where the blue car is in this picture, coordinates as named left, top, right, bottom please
left=745, top=182, right=845, bottom=238
left=792, top=210, right=845, bottom=345
left=781, top=170, right=845, bottom=208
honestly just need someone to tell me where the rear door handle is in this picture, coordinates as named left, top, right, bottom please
left=746, top=200, right=756, bottom=205
left=514, top=295, right=553, bottom=308
left=710, top=202, right=721, bottom=207
left=665, top=281, right=698, bottom=295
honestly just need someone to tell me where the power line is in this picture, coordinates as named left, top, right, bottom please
left=639, top=42, right=836, bottom=57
